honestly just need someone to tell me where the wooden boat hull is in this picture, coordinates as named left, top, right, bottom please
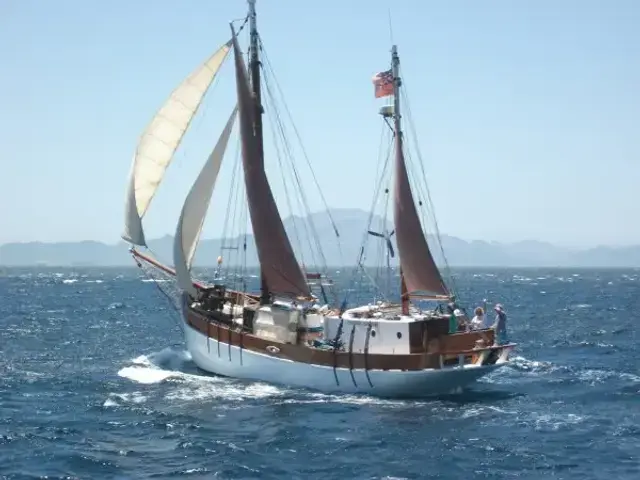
left=179, top=296, right=514, bottom=398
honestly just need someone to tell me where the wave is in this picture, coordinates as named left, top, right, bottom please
left=110, top=346, right=639, bottom=413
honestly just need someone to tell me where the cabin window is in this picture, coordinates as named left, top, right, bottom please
left=396, top=332, right=402, bottom=339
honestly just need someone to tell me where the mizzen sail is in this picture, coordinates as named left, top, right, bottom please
left=173, top=106, right=238, bottom=296
left=380, top=47, right=449, bottom=297
left=230, top=29, right=311, bottom=299
left=123, top=41, right=232, bottom=246
left=393, top=134, right=448, bottom=296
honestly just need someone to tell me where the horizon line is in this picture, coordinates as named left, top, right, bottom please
left=1, top=235, right=639, bottom=251
left=2, top=208, right=638, bottom=249
left=0, top=263, right=638, bottom=270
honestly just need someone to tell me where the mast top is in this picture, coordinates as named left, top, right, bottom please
left=391, top=45, right=400, bottom=74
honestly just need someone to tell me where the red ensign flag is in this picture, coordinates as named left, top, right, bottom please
left=372, top=69, right=394, bottom=98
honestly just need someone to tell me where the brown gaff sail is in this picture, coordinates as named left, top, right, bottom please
left=379, top=47, right=449, bottom=298
left=393, top=135, right=448, bottom=297
left=230, top=28, right=311, bottom=300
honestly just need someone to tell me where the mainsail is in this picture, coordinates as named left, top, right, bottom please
left=173, top=106, right=238, bottom=296
left=123, top=41, right=232, bottom=247
left=375, top=46, right=449, bottom=297
left=230, top=28, right=311, bottom=299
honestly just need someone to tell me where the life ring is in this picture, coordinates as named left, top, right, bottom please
left=266, top=345, right=280, bottom=354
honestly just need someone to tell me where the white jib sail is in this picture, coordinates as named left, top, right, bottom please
left=122, top=40, right=232, bottom=246
left=173, top=106, right=238, bottom=296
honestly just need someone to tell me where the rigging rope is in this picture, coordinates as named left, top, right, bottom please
left=259, top=37, right=341, bottom=242
left=131, top=250, right=184, bottom=337
left=259, top=37, right=344, bottom=305
left=349, top=121, right=394, bottom=305
left=399, top=76, right=459, bottom=298
left=263, top=79, right=311, bottom=270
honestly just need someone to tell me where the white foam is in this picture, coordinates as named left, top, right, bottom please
left=117, top=347, right=288, bottom=403
left=578, top=369, right=640, bottom=385
left=165, top=377, right=284, bottom=402
left=275, top=392, right=425, bottom=408
left=533, top=413, right=585, bottom=432
left=460, top=405, right=516, bottom=418
left=103, top=392, right=149, bottom=407
left=103, top=398, right=119, bottom=407
left=118, top=366, right=176, bottom=384
left=510, top=355, right=555, bottom=372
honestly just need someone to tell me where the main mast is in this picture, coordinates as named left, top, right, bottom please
left=390, top=45, right=410, bottom=316
left=247, top=0, right=270, bottom=304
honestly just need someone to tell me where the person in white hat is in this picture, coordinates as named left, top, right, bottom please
left=492, top=303, right=508, bottom=345
left=469, top=306, right=485, bottom=330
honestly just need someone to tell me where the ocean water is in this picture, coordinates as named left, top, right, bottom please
left=0, top=267, right=638, bottom=479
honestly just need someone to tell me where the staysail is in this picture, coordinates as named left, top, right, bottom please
left=230, top=28, right=311, bottom=299
left=173, top=106, right=238, bottom=296
left=123, top=41, right=232, bottom=247
left=376, top=46, right=449, bottom=297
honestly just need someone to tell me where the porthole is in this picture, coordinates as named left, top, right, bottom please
left=371, top=330, right=376, bottom=337
left=396, top=332, right=402, bottom=339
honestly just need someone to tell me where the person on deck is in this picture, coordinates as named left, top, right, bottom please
left=453, top=308, right=467, bottom=331
left=470, top=306, right=485, bottom=330
left=446, top=303, right=457, bottom=334
left=492, top=304, right=508, bottom=345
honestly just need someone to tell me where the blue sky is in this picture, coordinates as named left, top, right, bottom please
left=1, top=0, right=638, bottom=248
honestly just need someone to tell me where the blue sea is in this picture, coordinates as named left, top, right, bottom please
left=0, top=267, right=638, bottom=479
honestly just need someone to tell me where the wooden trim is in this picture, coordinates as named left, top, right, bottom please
left=402, top=293, right=451, bottom=301
left=182, top=303, right=511, bottom=372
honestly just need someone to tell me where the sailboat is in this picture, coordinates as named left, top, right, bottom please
left=122, top=0, right=515, bottom=398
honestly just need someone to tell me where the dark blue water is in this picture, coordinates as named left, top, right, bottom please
left=1, top=267, right=638, bottom=479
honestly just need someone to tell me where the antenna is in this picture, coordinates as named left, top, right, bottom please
left=387, top=8, right=394, bottom=45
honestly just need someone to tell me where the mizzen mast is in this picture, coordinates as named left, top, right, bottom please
left=375, top=44, right=449, bottom=313
left=389, top=46, right=411, bottom=315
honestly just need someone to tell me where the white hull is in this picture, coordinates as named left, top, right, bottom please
left=181, top=316, right=511, bottom=398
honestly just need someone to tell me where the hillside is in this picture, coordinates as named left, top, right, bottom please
left=1, top=209, right=639, bottom=267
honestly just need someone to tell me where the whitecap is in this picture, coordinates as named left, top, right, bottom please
left=118, top=366, right=176, bottom=384
left=533, top=412, right=585, bottom=432
left=118, top=347, right=287, bottom=402
left=103, top=392, right=148, bottom=407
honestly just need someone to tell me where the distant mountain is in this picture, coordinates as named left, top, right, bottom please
left=1, top=208, right=639, bottom=267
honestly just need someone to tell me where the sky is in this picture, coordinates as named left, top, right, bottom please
left=0, top=0, right=638, bottom=248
